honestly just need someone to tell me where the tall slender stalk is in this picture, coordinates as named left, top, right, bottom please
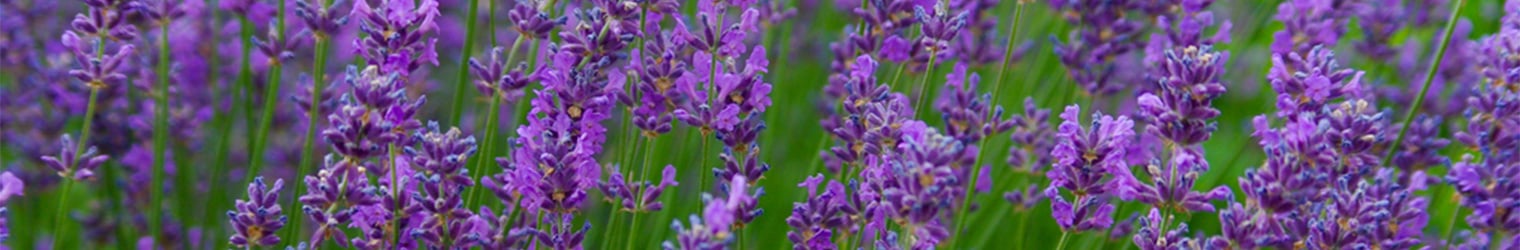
left=246, top=0, right=290, bottom=187
left=624, top=136, right=657, bottom=250
left=950, top=3, right=1025, bottom=248
left=466, top=37, right=524, bottom=208
left=1383, top=0, right=1467, bottom=164
left=208, top=13, right=257, bottom=250
left=286, top=20, right=334, bottom=243
left=149, top=2, right=173, bottom=244
left=912, top=53, right=939, bottom=113
left=447, top=0, right=484, bottom=123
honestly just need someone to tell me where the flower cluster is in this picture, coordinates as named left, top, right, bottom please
left=228, top=177, right=286, bottom=248
left=600, top=165, right=678, bottom=212
left=403, top=123, right=479, bottom=247
left=1044, top=105, right=1133, bottom=232
left=1446, top=12, right=1520, bottom=247
left=352, top=0, right=441, bottom=77
left=1049, top=0, right=1144, bottom=97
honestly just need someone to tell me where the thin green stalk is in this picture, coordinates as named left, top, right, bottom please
left=625, top=137, right=656, bottom=250
left=912, top=53, right=939, bottom=113
left=286, top=30, right=333, bottom=243
left=388, top=146, right=402, bottom=246
left=466, top=37, right=524, bottom=209
left=209, top=13, right=256, bottom=250
left=247, top=0, right=290, bottom=188
left=150, top=9, right=173, bottom=246
left=601, top=191, right=624, bottom=247
left=50, top=181, right=74, bottom=248
left=948, top=0, right=1027, bottom=238
left=1440, top=184, right=1463, bottom=247
left=1382, top=0, right=1466, bottom=164
left=448, top=0, right=484, bottom=123
left=1055, top=231, right=1073, bottom=250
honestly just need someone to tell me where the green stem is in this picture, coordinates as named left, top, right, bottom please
left=448, top=0, right=484, bottom=123
left=149, top=11, right=173, bottom=247
left=1382, top=0, right=1466, bottom=164
left=912, top=53, right=939, bottom=113
left=246, top=0, right=290, bottom=192
left=988, top=2, right=1026, bottom=109
left=1440, top=184, right=1463, bottom=248
left=388, top=146, right=402, bottom=246
left=1055, top=231, right=1072, bottom=250
left=210, top=13, right=257, bottom=250
left=286, top=31, right=332, bottom=244
left=50, top=181, right=75, bottom=248
left=625, top=136, right=656, bottom=250
left=466, top=37, right=524, bottom=209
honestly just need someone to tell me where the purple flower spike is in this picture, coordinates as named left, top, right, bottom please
left=469, top=46, right=533, bottom=101
left=1267, top=46, right=1365, bottom=118
left=40, top=134, right=111, bottom=181
left=1126, top=151, right=1231, bottom=213
left=300, top=156, right=384, bottom=247
left=353, top=0, right=442, bottom=76
left=786, top=174, right=842, bottom=250
left=1045, top=104, right=1133, bottom=232
left=1271, top=0, right=1351, bottom=55
left=1352, top=0, right=1404, bottom=60
left=1138, top=45, right=1228, bottom=147
left=599, top=165, right=678, bottom=212
left=1049, top=0, right=1143, bottom=97
left=935, top=64, right=1014, bottom=145
left=228, top=177, right=287, bottom=248
left=507, top=0, right=566, bottom=40
left=0, top=171, right=22, bottom=243
left=1131, top=208, right=1187, bottom=250
left=1006, top=98, right=1054, bottom=174
left=295, top=0, right=350, bottom=37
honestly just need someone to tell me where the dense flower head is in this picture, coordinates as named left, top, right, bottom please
left=323, top=66, right=427, bottom=159
left=62, top=30, right=135, bottom=90
left=1271, top=0, right=1351, bottom=55
left=662, top=191, right=738, bottom=250
left=630, top=27, right=689, bottom=136
left=508, top=0, right=567, bottom=40
left=785, top=175, right=846, bottom=250
left=1122, top=151, right=1231, bottom=213
left=599, top=165, right=678, bottom=212
left=856, top=121, right=967, bottom=248
left=934, top=64, right=1013, bottom=145
left=405, top=122, right=482, bottom=248
left=294, top=0, right=349, bottom=37
left=509, top=111, right=602, bottom=214
left=1391, top=115, right=1449, bottom=175
left=1005, top=98, right=1053, bottom=173
left=1447, top=154, right=1520, bottom=236
left=1130, top=208, right=1198, bottom=250
left=910, top=2, right=968, bottom=61
left=1351, top=0, right=1404, bottom=60
left=469, top=46, right=533, bottom=101
left=1049, top=0, right=1144, bottom=97
left=1137, top=45, right=1227, bottom=146
left=1321, top=99, right=1388, bottom=179
left=1043, top=105, right=1136, bottom=233
left=1142, top=0, right=1230, bottom=67
left=228, top=177, right=287, bottom=248
left=1242, top=115, right=1333, bottom=213
left=352, top=0, right=441, bottom=76
left=299, top=155, right=384, bottom=247
left=1267, top=46, right=1366, bottom=117
left=41, top=134, right=111, bottom=181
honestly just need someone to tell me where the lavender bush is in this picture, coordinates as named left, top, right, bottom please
left=0, top=0, right=1512, bottom=249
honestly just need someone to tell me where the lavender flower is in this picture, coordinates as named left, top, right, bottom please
left=1267, top=46, right=1366, bottom=118
left=299, top=155, right=383, bottom=247
left=404, top=123, right=479, bottom=247
left=859, top=121, right=967, bottom=248
left=1050, top=0, right=1143, bottom=97
left=1005, top=98, right=1053, bottom=173
left=507, top=0, right=566, bottom=40
left=352, top=0, right=441, bottom=76
left=228, top=177, right=287, bottom=248
left=41, top=134, right=111, bottom=181
left=1131, top=208, right=1188, bottom=250
left=0, top=171, right=23, bottom=243
left=1137, top=44, right=1228, bottom=147
left=1124, top=151, right=1231, bottom=213
left=934, top=64, right=1013, bottom=145
left=294, top=0, right=349, bottom=37
left=1271, top=0, right=1350, bottom=55
left=600, top=165, right=678, bottom=212
left=664, top=204, right=731, bottom=250
left=1390, top=115, right=1449, bottom=176
left=1352, top=0, right=1404, bottom=60
left=469, top=46, right=533, bottom=101
left=1044, top=105, right=1134, bottom=232
left=785, top=174, right=842, bottom=250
